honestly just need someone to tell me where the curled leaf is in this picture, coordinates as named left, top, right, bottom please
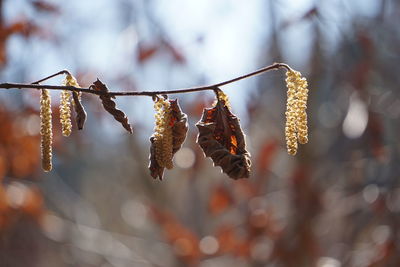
left=92, top=79, right=133, bottom=133
left=149, top=99, right=188, bottom=180
left=72, top=91, right=87, bottom=130
left=170, top=100, right=188, bottom=153
left=196, top=92, right=251, bottom=179
left=149, top=136, right=164, bottom=179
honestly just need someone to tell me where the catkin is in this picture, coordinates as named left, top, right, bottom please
left=60, top=74, right=80, bottom=136
left=59, top=90, right=72, bottom=136
left=285, top=74, right=298, bottom=155
left=64, top=74, right=80, bottom=88
left=40, top=89, right=52, bottom=172
left=153, top=96, right=173, bottom=169
left=216, top=89, right=231, bottom=109
left=285, top=70, right=309, bottom=155
left=64, top=74, right=82, bottom=114
left=295, top=76, right=308, bottom=145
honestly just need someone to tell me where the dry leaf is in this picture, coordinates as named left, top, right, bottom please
left=149, top=205, right=201, bottom=264
left=137, top=44, right=159, bottom=63
left=72, top=91, right=87, bottom=130
left=149, top=99, right=188, bottom=179
left=161, top=40, right=186, bottom=64
left=149, top=136, right=164, bottom=179
left=92, top=79, right=132, bottom=133
left=196, top=95, right=251, bottom=179
left=208, top=185, right=233, bottom=215
left=256, top=139, right=278, bottom=174
left=31, top=1, right=60, bottom=14
left=170, top=99, right=188, bottom=153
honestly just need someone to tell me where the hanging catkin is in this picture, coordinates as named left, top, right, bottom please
left=60, top=74, right=82, bottom=135
left=149, top=99, right=188, bottom=179
left=152, top=96, right=174, bottom=169
left=59, top=89, right=72, bottom=137
left=285, top=70, right=309, bottom=155
left=40, top=89, right=52, bottom=172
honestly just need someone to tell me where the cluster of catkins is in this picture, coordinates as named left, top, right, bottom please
left=148, top=90, right=251, bottom=180
left=284, top=70, right=309, bottom=155
left=38, top=67, right=309, bottom=178
left=40, top=74, right=86, bottom=172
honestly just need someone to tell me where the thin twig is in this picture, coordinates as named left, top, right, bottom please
left=0, top=63, right=291, bottom=97
left=31, top=70, right=71, bottom=84
left=213, top=63, right=291, bottom=87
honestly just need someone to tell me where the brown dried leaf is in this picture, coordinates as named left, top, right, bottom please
left=149, top=205, right=201, bottom=264
left=170, top=99, right=188, bottom=153
left=256, top=139, right=278, bottom=174
left=8, top=20, right=39, bottom=38
left=72, top=92, right=87, bottom=130
left=149, top=99, right=188, bottom=179
left=137, top=44, right=159, bottom=63
left=92, top=79, right=133, bottom=133
left=208, top=185, right=233, bottom=215
left=196, top=97, right=251, bottom=179
left=215, top=225, right=239, bottom=254
left=281, top=6, right=318, bottom=29
left=161, top=40, right=186, bottom=64
left=32, top=1, right=60, bottom=14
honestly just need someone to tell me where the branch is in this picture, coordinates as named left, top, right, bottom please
left=31, top=69, right=71, bottom=84
left=0, top=61, right=309, bottom=177
left=0, top=63, right=291, bottom=97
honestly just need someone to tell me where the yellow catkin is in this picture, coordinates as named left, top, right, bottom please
left=285, top=70, right=309, bottom=155
left=59, top=90, right=72, bottom=136
left=40, top=89, right=52, bottom=172
left=64, top=74, right=80, bottom=88
left=153, top=97, right=173, bottom=169
left=216, top=89, right=231, bottom=109
left=64, top=73, right=81, bottom=105
left=285, top=73, right=298, bottom=156
left=60, top=74, right=81, bottom=136
left=294, top=75, right=309, bottom=144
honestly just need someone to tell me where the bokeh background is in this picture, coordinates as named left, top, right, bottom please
left=1, top=0, right=400, bottom=266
